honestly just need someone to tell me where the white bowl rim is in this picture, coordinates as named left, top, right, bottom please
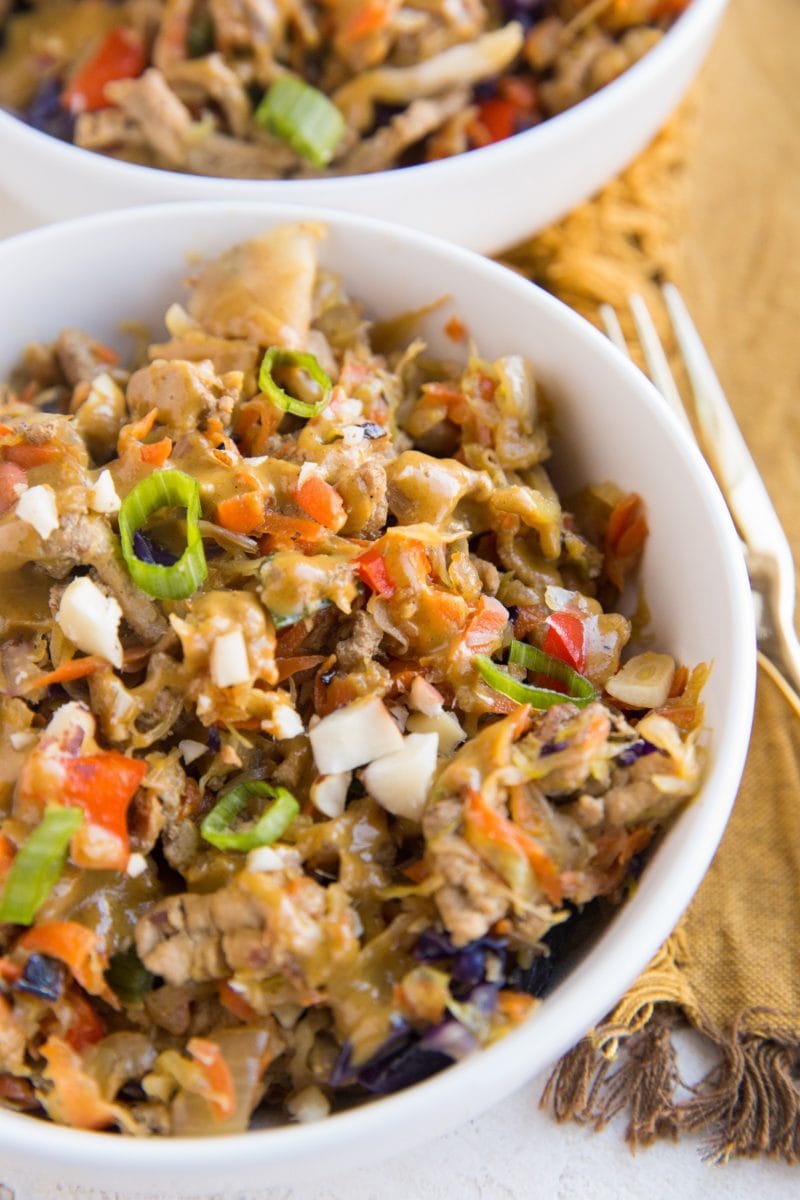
left=0, top=198, right=755, bottom=1182
left=0, top=0, right=728, bottom=194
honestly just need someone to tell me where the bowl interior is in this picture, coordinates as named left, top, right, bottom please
left=0, top=202, right=754, bottom=1194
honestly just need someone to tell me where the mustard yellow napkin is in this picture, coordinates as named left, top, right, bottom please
left=504, top=118, right=800, bottom=1164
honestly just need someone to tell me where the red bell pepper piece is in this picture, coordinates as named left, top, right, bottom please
left=62, top=28, right=146, bottom=115
left=543, top=611, right=587, bottom=674
left=355, top=546, right=395, bottom=597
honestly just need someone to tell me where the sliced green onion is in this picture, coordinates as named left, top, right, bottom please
left=200, top=782, right=299, bottom=852
left=475, top=638, right=598, bottom=711
left=0, top=807, right=84, bottom=926
left=258, top=348, right=332, bottom=419
left=255, top=75, right=345, bottom=168
left=118, top=470, right=207, bottom=600
left=105, top=945, right=157, bottom=1003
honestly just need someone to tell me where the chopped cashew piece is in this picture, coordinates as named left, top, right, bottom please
left=408, top=676, right=444, bottom=716
left=126, top=853, right=148, bottom=879
left=309, top=696, right=404, bottom=775
left=605, top=652, right=676, bottom=709
left=310, top=772, right=351, bottom=819
left=56, top=576, right=124, bottom=669
left=15, top=484, right=59, bottom=540
left=178, top=739, right=208, bottom=765
left=362, top=731, right=438, bottom=821
left=87, top=469, right=121, bottom=515
left=406, top=710, right=466, bottom=757
left=209, top=628, right=250, bottom=688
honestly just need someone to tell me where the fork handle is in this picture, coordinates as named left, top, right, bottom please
left=748, top=551, right=800, bottom=698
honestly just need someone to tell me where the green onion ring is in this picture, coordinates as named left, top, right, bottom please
left=0, top=807, right=84, bottom=926
left=258, top=348, right=332, bottom=419
left=475, top=638, right=598, bottom=711
left=118, top=470, right=208, bottom=600
left=254, top=76, right=345, bottom=168
left=200, top=782, right=300, bottom=852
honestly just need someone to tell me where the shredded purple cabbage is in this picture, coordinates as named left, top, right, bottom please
left=540, top=739, right=567, bottom=758
left=21, top=79, right=75, bottom=143
left=414, top=928, right=507, bottom=997
left=616, top=739, right=658, bottom=767
left=132, top=529, right=179, bottom=567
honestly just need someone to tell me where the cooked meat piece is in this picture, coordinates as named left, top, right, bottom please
left=336, top=610, right=383, bottom=672
left=43, top=513, right=168, bottom=643
left=386, top=451, right=492, bottom=526
left=338, top=459, right=388, bottom=538
left=333, top=24, right=524, bottom=132
left=430, top=835, right=508, bottom=946
left=333, top=91, right=469, bottom=176
left=603, top=754, right=683, bottom=827
left=135, top=873, right=358, bottom=987
left=54, top=330, right=113, bottom=388
left=209, top=0, right=281, bottom=54
left=147, top=332, right=260, bottom=384
left=185, top=131, right=299, bottom=178
left=187, top=224, right=323, bottom=349
left=166, top=54, right=251, bottom=137
left=126, top=359, right=242, bottom=434
left=75, top=109, right=149, bottom=160
left=105, top=70, right=193, bottom=169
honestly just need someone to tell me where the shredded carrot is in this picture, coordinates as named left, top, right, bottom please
left=668, top=664, right=689, bottom=697
left=258, top=513, right=327, bottom=552
left=340, top=0, right=390, bottom=41
left=216, top=490, right=266, bottom=535
left=93, top=341, right=119, bottom=365
left=294, top=474, right=346, bottom=531
left=3, top=442, right=59, bottom=469
left=496, top=990, right=536, bottom=1023
left=19, top=922, right=116, bottom=1006
left=234, top=397, right=283, bottom=456
left=187, top=1037, right=236, bottom=1121
left=465, top=787, right=562, bottom=906
left=444, top=315, right=467, bottom=343
left=0, top=957, right=21, bottom=983
left=139, top=436, right=172, bottom=466
left=402, top=860, right=430, bottom=884
left=22, top=655, right=108, bottom=693
left=40, top=1037, right=122, bottom=1130
left=117, top=406, right=158, bottom=455
left=275, top=654, right=325, bottom=682
left=218, top=981, right=259, bottom=1023
left=0, top=834, right=16, bottom=877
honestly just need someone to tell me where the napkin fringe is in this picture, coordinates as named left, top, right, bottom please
left=541, top=936, right=800, bottom=1163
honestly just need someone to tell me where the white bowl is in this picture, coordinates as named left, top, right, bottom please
left=0, top=0, right=728, bottom=253
left=0, top=202, right=754, bottom=1197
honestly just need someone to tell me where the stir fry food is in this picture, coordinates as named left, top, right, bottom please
left=0, top=223, right=707, bottom=1135
left=0, top=0, right=691, bottom=178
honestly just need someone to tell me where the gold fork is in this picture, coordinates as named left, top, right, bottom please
left=599, top=285, right=800, bottom=715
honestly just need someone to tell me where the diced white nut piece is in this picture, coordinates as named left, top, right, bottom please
left=165, top=302, right=199, bottom=336
left=126, top=853, right=148, bottom=878
left=267, top=700, right=305, bottom=740
left=605, top=652, right=676, bottom=710
left=45, top=700, right=96, bottom=746
left=310, top=771, right=351, bottom=819
left=209, top=628, right=250, bottom=688
left=406, top=710, right=466, bottom=757
left=362, top=731, right=438, bottom=822
left=287, top=1085, right=331, bottom=1124
left=246, top=845, right=284, bottom=872
left=56, top=576, right=123, bottom=669
left=408, top=676, right=445, bottom=717
left=179, top=738, right=208, bottom=765
left=9, top=731, right=36, bottom=751
left=87, top=469, right=121, bottom=515
left=309, top=696, right=404, bottom=775
left=15, top=484, right=59, bottom=540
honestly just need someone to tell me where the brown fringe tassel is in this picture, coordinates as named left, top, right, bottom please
left=541, top=940, right=800, bottom=1163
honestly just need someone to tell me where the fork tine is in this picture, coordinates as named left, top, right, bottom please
left=598, top=304, right=627, bottom=355
left=627, top=293, right=693, bottom=433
